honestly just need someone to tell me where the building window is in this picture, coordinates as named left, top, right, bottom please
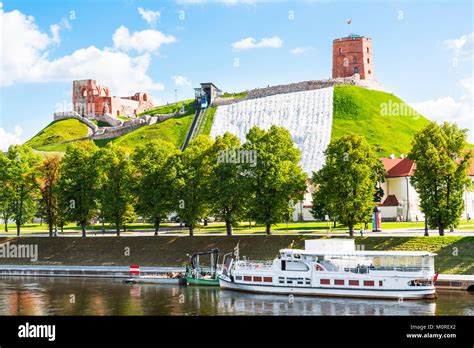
left=339, top=47, right=343, bottom=54
left=367, top=58, right=370, bottom=64
left=367, top=47, right=369, bottom=53
left=368, top=70, right=371, bottom=74
left=354, top=67, right=359, bottom=74
left=353, top=57, right=357, bottom=64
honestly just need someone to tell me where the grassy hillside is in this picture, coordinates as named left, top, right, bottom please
left=109, top=111, right=195, bottom=151
left=332, top=85, right=431, bottom=157
left=26, top=119, right=89, bottom=151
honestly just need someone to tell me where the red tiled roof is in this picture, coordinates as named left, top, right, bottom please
left=380, top=195, right=400, bottom=207
left=380, top=156, right=474, bottom=177
left=380, top=157, right=416, bottom=177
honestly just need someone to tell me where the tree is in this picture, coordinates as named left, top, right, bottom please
left=38, top=155, right=61, bottom=237
left=312, top=135, right=385, bottom=236
left=3, top=145, right=41, bottom=236
left=243, top=126, right=307, bottom=235
left=57, top=142, right=99, bottom=237
left=132, top=140, right=179, bottom=236
left=96, top=144, right=135, bottom=236
left=409, top=122, right=471, bottom=236
left=0, top=152, right=13, bottom=232
left=176, top=135, right=214, bottom=236
left=208, top=132, right=248, bottom=236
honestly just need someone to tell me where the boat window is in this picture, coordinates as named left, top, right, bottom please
left=349, top=280, right=359, bottom=286
left=253, top=276, right=262, bottom=282
left=284, top=261, right=309, bottom=272
left=281, top=260, right=286, bottom=271
left=243, top=276, right=251, bottom=281
left=335, top=279, right=344, bottom=285
left=236, top=276, right=242, bottom=281
left=364, top=280, right=374, bottom=286
left=320, top=279, right=330, bottom=285
left=264, top=277, right=273, bottom=283
left=294, top=254, right=301, bottom=259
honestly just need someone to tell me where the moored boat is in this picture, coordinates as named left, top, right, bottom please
left=185, top=248, right=220, bottom=286
left=219, top=239, right=437, bottom=300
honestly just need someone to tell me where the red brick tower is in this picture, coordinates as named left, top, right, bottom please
left=332, top=34, right=373, bottom=80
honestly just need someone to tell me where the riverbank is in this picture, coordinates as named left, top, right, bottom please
left=0, top=235, right=473, bottom=275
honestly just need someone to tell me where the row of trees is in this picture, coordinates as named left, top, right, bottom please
left=0, top=121, right=470, bottom=237
left=0, top=126, right=307, bottom=237
left=310, top=122, right=471, bottom=236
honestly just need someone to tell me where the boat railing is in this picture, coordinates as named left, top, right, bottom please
left=234, top=260, right=274, bottom=270
left=344, top=266, right=429, bottom=274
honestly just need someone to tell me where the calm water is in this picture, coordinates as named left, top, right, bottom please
left=0, top=277, right=472, bottom=316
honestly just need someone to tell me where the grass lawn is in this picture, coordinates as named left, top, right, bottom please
left=332, top=85, right=431, bottom=157
left=26, top=119, right=89, bottom=150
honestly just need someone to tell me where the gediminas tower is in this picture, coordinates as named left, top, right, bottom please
left=332, top=34, right=374, bottom=80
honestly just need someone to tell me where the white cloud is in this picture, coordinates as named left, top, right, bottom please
left=0, top=8, right=170, bottom=95
left=232, top=36, right=282, bottom=50
left=290, top=46, right=314, bottom=55
left=0, top=126, right=23, bottom=151
left=112, top=26, right=176, bottom=53
left=444, top=32, right=473, bottom=60
left=410, top=76, right=474, bottom=143
left=138, top=7, right=160, bottom=26
left=172, top=75, right=191, bottom=86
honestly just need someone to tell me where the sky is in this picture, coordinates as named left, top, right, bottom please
left=0, top=0, right=473, bottom=149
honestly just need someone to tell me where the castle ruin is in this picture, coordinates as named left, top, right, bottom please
left=72, top=79, right=154, bottom=118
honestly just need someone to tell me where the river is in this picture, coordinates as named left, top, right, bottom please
left=0, top=277, right=472, bottom=316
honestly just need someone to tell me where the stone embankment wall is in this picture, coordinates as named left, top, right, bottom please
left=211, top=75, right=384, bottom=107
left=88, top=113, right=124, bottom=127
left=53, top=111, right=99, bottom=133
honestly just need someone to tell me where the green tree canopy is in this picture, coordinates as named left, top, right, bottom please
left=38, top=154, right=61, bottom=237
left=409, top=122, right=471, bottom=235
left=312, top=135, right=385, bottom=236
left=3, top=145, right=41, bottom=236
left=96, top=144, right=135, bottom=236
left=243, top=126, right=307, bottom=235
left=57, top=142, right=99, bottom=237
left=132, top=140, right=179, bottom=235
left=176, top=135, right=214, bottom=236
left=208, top=132, right=248, bottom=236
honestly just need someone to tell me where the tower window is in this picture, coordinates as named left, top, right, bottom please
left=353, top=57, right=357, bottom=64
left=354, top=67, right=359, bottom=74
left=367, top=47, right=369, bottom=53
left=368, top=70, right=371, bottom=74
left=339, top=48, right=343, bottom=54
left=367, top=58, right=370, bottom=64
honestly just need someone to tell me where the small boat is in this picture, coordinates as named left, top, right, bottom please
left=219, top=239, right=437, bottom=300
left=185, top=248, right=220, bottom=286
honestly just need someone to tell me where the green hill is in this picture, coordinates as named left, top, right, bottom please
left=332, top=85, right=431, bottom=156
left=26, top=84, right=433, bottom=156
left=106, top=112, right=194, bottom=151
left=26, top=119, right=89, bottom=152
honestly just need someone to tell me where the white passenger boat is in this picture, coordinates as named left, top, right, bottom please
left=219, top=239, right=437, bottom=300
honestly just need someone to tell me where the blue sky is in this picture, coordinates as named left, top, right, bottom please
left=0, top=0, right=473, bottom=148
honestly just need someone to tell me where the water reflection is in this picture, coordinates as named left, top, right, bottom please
left=0, top=277, right=472, bottom=316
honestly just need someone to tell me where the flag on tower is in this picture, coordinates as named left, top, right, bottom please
left=347, top=18, right=352, bottom=25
